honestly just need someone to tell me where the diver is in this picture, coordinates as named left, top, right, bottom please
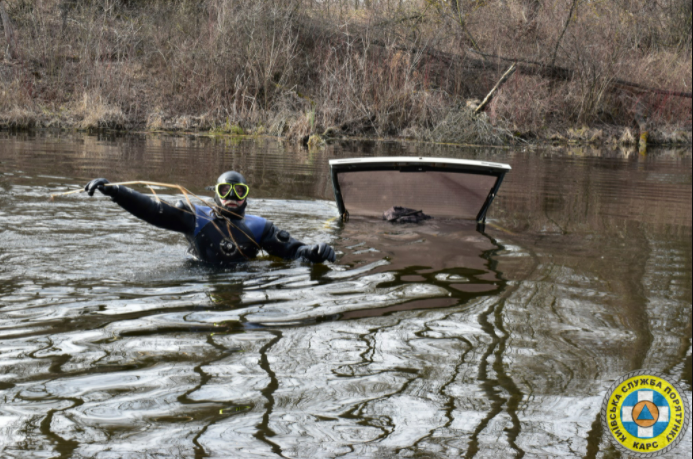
left=84, top=171, right=336, bottom=265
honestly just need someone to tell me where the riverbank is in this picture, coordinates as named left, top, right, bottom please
left=2, top=103, right=690, bottom=151
left=1, top=1, right=691, bottom=148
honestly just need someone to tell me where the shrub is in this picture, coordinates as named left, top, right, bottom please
left=0, top=0, right=690, bottom=139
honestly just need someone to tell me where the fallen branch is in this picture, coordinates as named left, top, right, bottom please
left=475, top=64, right=517, bottom=115
left=468, top=49, right=692, bottom=98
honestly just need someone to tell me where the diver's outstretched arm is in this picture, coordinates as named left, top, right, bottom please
left=260, top=222, right=336, bottom=263
left=85, top=178, right=195, bottom=234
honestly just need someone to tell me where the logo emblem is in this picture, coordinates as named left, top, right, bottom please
left=220, top=239, right=238, bottom=256
left=602, top=370, right=690, bottom=457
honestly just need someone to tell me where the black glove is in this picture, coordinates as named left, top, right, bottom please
left=85, top=178, right=118, bottom=197
left=296, top=243, right=336, bottom=263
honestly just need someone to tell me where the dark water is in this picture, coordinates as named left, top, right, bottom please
left=0, top=132, right=691, bottom=458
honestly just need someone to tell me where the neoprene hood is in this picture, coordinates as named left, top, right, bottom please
left=214, top=171, right=248, bottom=218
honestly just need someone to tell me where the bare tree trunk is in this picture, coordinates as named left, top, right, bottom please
left=551, top=0, right=577, bottom=66
left=0, top=0, right=19, bottom=60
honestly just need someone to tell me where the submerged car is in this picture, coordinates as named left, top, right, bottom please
left=329, top=156, right=511, bottom=231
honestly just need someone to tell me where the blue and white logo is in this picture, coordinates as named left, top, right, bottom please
left=621, top=390, right=670, bottom=438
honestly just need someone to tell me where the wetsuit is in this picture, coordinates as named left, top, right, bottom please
left=106, top=185, right=320, bottom=265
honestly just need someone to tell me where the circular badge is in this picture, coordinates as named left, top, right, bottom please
left=601, top=370, right=690, bottom=457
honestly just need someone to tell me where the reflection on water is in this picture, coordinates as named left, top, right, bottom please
left=0, top=132, right=691, bottom=458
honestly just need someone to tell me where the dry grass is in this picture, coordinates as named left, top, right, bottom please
left=0, top=73, right=35, bottom=127
left=0, top=0, right=690, bottom=143
left=76, top=91, right=127, bottom=130
left=490, top=74, right=564, bottom=134
left=429, top=107, right=512, bottom=145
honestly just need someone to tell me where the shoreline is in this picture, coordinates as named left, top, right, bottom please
left=2, top=101, right=690, bottom=150
left=1, top=122, right=691, bottom=155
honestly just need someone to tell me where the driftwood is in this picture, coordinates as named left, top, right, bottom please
left=0, top=1, right=18, bottom=60
left=475, top=64, right=517, bottom=115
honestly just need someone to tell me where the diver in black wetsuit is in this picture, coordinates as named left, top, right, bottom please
left=84, top=171, right=336, bottom=265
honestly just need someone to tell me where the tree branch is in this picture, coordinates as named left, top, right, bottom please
left=551, top=0, right=577, bottom=67
left=475, top=64, right=517, bottom=114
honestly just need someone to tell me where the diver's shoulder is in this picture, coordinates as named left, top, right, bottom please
left=193, top=204, right=213, bottom=214
left=244, top=214, right=267, bottom=223
left=244, top=214, right=272, bottom=240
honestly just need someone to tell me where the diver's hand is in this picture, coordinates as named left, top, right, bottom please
left=85, top=178, right=118, bottom=197
left=296, top=243, right=336, bottom=263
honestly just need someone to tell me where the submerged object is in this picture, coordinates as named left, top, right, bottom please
left=382, top=206, right=432, bottom=223
left=329, top=157, right=511, bottom=230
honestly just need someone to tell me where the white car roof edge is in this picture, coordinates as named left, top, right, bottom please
left=328, top=156, right=511, bottom=171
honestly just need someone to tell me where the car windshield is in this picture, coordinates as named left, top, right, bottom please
left=330, top=157, right=510, bottom=222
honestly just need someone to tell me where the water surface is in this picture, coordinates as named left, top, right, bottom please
left=0, top=133, right=691, bottom=458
